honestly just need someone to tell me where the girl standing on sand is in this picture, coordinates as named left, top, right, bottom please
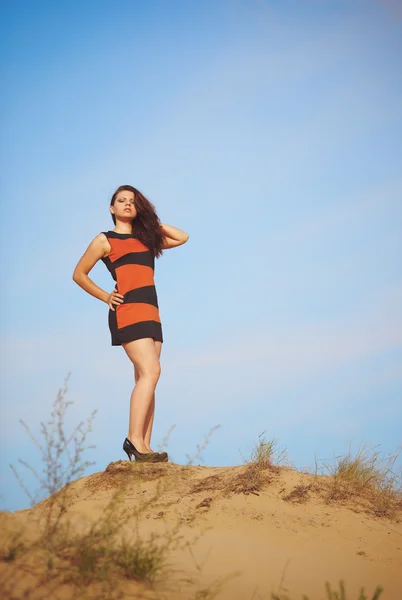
left=72, top=185, right=189, bottom=464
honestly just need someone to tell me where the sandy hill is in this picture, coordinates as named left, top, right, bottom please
left=1, top=459, right=401, bottom=600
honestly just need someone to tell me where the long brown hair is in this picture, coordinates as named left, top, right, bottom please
left=110, top=185, right=165, bottom=258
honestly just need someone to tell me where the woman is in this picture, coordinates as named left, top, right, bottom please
left=72, top=184, right=189, bottom=464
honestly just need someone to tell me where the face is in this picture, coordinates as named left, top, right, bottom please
left=111, top=190, right=137, bottom=221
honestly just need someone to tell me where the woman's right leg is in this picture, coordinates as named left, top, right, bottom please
left=122, top=337, right=161, bottom=454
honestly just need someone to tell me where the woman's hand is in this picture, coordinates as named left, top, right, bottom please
left=107, top=288, right=124, bottom=311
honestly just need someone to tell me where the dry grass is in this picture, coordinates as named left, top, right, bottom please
left=282, top=483, right=314, bottom=504
left=270, top=578, right=384, bottom=599
left=247, top=432, right=290, bottom=468
left=311, top=441, right=402, bottom=519
left=223, top=431, right=285, bottom=496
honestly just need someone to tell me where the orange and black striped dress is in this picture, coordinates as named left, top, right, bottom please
left=100, top=230, right=163, bottom=345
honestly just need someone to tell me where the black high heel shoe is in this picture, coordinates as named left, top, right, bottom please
left=123, top=437, right=168, bottom=462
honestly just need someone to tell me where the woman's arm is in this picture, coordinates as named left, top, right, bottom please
left=160, top=223, right=189, bottom=249
left=72, top=233, right=110, bottom=304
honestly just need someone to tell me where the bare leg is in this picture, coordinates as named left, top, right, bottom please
left=122, top=338, right=161, bottom=454
left=135, top=340, right=162, bottom=452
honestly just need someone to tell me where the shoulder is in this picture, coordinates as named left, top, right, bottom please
left=92, top=232, right=111, bottom=258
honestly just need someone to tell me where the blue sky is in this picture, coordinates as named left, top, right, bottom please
left=1, top=0, right=401, bottom=512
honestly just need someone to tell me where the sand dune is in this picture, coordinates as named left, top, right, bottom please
left=1, top=460, right=401, bottom=599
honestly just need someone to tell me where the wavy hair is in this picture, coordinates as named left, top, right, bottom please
left=110, top=185, right=165, bottom=258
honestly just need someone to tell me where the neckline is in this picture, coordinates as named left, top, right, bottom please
left=108, top=230, right=135, bottom=237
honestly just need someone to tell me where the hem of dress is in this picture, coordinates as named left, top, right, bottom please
left=110, top=320, right=163, bottom=346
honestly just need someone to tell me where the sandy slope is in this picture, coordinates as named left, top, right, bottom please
left=1, top=460, right=401, bottom=599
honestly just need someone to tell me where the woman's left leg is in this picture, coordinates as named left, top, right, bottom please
left=135, top=340, right=162, bottom=453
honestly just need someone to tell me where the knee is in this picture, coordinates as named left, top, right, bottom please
left=146, top=363, right=161, bottom=382
left=153, top=362, right=162, bottom=381
left=136, top=362, right=161, bottom=382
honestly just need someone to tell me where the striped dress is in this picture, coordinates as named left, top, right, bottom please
left=100, top=230, right=163, bottom=345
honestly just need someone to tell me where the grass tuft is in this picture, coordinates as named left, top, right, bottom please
left=313, top=441, right=402, bottom=519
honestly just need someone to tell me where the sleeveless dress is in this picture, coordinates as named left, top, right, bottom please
left=100, top=230, right=163, bottom=346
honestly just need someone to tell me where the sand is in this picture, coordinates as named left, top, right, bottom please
left=1, top=460, right=401, bottom=599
